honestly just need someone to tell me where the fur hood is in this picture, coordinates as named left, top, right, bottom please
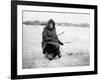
left=46, top=19, right=55, bottom=30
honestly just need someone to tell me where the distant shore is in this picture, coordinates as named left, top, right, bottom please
left=23, top=20, right=90, bottom=27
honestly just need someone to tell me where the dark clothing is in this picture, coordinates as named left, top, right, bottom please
left=41, top=19, right=63, bottom=60
left=42, top=19, right=63, bottom=49
left=43, top=42, right=61, bottom=60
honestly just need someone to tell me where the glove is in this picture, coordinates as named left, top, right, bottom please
left=60, top=42, right=64, bottom=46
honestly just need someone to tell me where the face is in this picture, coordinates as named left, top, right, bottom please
left=49, top=23, right=53, bottom=29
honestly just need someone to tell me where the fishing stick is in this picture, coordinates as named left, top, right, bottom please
left=57, top=31, right=64, bottom=36
left=57, top=32, right=71, bottom=44
left=63, top=42, right=71, bottom=44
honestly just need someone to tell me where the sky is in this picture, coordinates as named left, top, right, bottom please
left=23, top=11, right=90, bottom=24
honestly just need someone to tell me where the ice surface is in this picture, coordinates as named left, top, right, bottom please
left=22, top=25, right=90, bottom=69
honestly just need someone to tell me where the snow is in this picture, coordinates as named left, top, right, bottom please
left=22, top=25, right=90, bottom=69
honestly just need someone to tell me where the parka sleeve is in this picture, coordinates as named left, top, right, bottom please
left=42, top=29, right=52, bottom=42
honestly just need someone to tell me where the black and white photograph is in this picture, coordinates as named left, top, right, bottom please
left=22, top=11, right=90, bottom=68
left=11, top=1, right=97, bottom=79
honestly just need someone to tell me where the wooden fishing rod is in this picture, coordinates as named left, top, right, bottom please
left=57, top=31, right=71, bottom=44
left=57, top=31, right=64, bottom=36
left=63, top=42, right=71, bottom=44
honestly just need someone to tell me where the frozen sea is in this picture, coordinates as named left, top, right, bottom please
left=22, top=24, right=90, bottom=69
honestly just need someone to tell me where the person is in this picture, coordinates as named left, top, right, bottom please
left=41, top=19, right=63, bottom=59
